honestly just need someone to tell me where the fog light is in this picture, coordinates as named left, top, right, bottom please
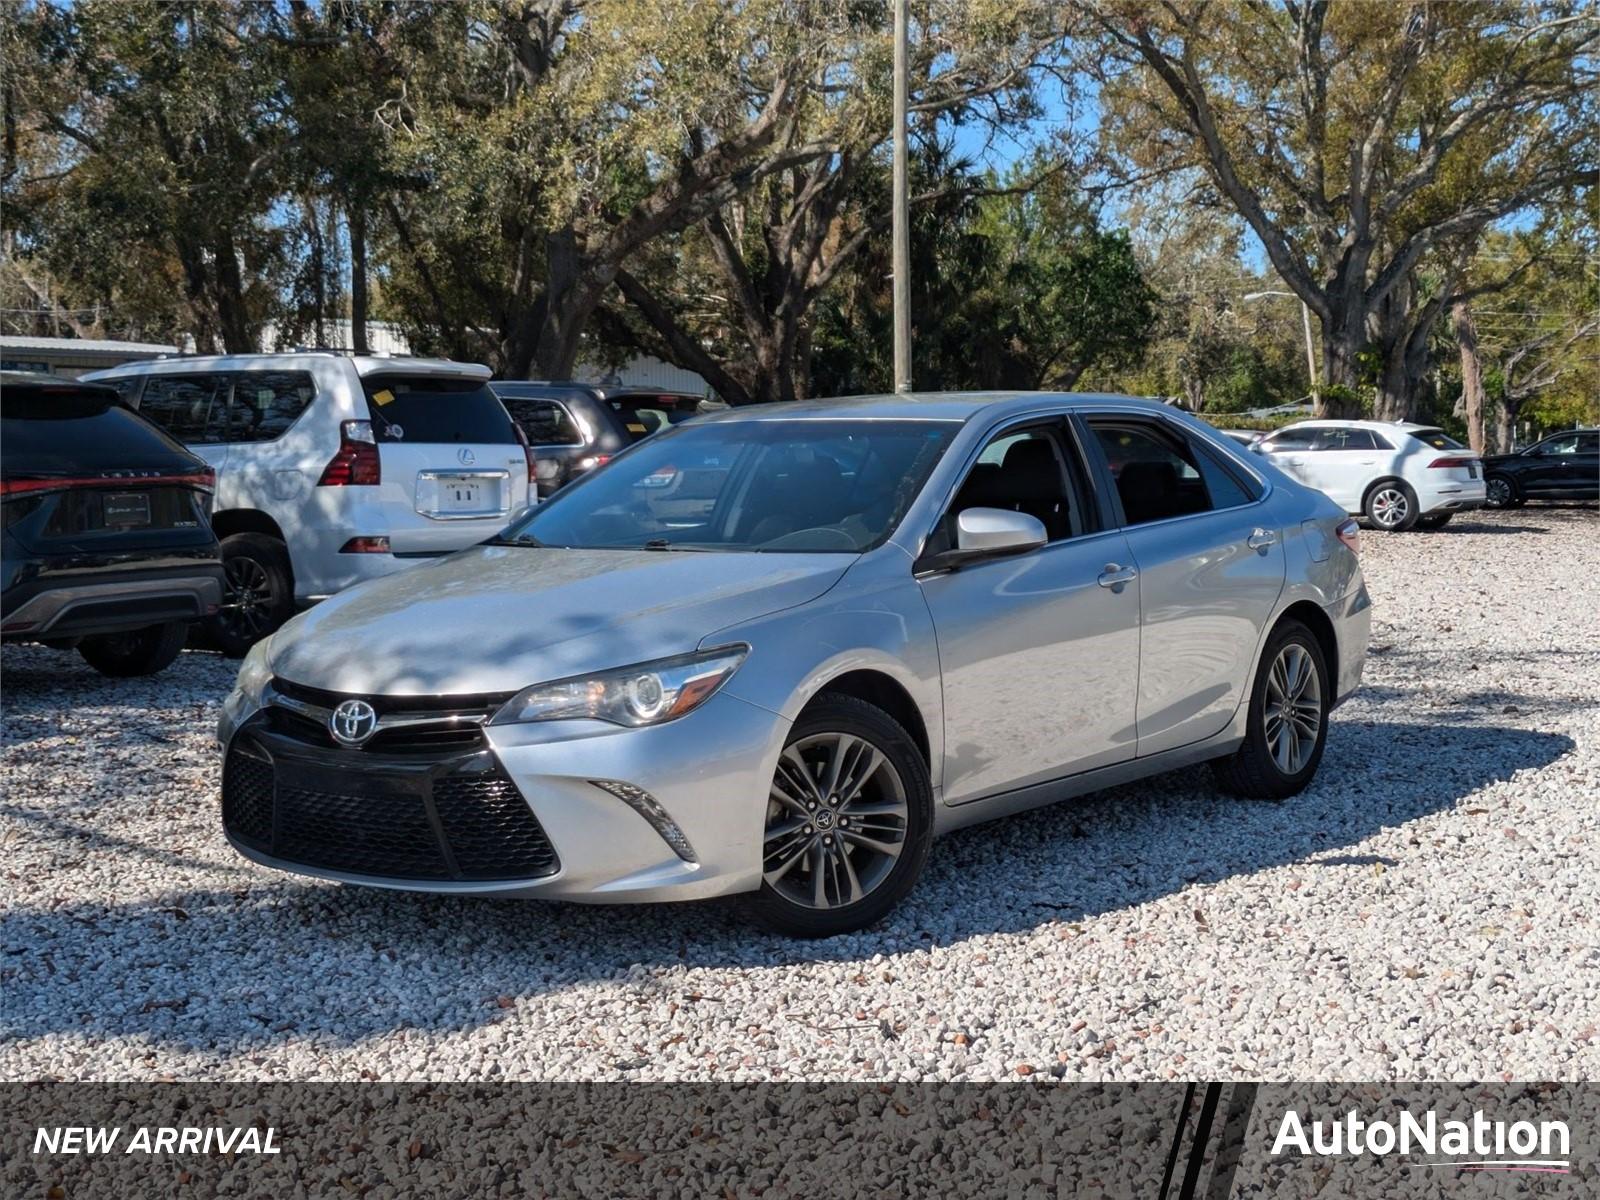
left=339, top=536, right=391, bottom=554
left=590, top=780, right=697, bottom=863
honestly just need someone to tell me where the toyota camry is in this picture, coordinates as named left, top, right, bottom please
left=219, top=393, right=1370, bottom=936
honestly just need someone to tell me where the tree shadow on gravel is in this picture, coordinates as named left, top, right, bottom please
left=0, top=715, right=1574, bottom=1060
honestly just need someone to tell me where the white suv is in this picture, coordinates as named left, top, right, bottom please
left=86, top=354, right=532, bottom=653
left=1252, top=419, right=1485, bottom=531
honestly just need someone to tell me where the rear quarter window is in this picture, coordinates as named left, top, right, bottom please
left=362, top=376, right=517, bottom=445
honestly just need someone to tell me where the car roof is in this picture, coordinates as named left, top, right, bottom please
left=691, top=391, right=1178, bottom=424
left=1273, top=418, right=1440, bottom=432
left=83, top=352, right=490, bottom=382
left=1, top=370, right=121, bottom=397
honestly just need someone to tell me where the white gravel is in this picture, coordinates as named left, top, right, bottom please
left=2, top=504, right=1597, bottom=1083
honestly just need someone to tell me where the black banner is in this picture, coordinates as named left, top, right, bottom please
left=3, top=1083, right=1592, bottom=1197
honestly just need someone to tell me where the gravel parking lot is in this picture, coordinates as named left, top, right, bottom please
left=3, top=505, right=1596, bottom=1083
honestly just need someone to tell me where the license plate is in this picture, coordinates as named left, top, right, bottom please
left=103, top=492, right=152, bottom=527
left=438, top=477, right=485, bottom=511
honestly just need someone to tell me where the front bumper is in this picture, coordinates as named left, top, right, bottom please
left=218, top=687, right=790, bottom=903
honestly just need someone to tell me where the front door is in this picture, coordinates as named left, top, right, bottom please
left=918, top=421, right=1141, bottom=804
left=1082, top=415, right=1287, bottom=757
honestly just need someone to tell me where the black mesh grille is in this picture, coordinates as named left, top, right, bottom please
left=221, top=747, right=273, bottom=848
left=434, top=768, right=561, bottom=880
left=221, top=733, right=559, bottom=882
left=275, top=782, right=449, bottom=879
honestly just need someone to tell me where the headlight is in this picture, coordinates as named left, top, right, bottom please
left=233, top=637, right=274, bottom=705
left=492, top=646, right=748, bottom=728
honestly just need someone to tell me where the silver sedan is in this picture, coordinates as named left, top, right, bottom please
left=219, top=393, right=1370, bottom=936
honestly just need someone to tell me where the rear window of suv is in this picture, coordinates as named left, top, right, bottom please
left=362, top=375, right=518, bottom=444
left=2, top=385, right=190, bottom=472
left=1407, top=428, right=1465, bottom=450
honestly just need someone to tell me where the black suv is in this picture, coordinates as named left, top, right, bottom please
left=1481, top=429, right=1600, bottom=508
left=490, top=382, right=716, bottom=496
left=1, top=373, right=224, bottom=676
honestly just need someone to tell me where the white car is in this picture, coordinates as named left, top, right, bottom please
left=86, top=353, right=534, bottom=654
left=1252, top=420, right=1485, bottom=531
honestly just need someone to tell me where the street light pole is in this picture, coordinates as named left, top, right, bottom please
left=891, top=0, right=911, bottom=393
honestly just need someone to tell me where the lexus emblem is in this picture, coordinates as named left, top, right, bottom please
left=457, top=447, right=476, bottom=466
left=329, top=699, right=378, bottom=747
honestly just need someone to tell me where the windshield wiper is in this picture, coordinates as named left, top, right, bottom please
left=485, top=532, right=543, bottom=547
left=640, top=538, right=709, bottom=551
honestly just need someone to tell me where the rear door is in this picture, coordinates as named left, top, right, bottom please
left=359, top=372, right=531, bottom=553
left=1307, top=427, right=1384, bottom=510
left=1081, top=413, right=1286, bottom=758
left=131, top=372, right=234, bottom=479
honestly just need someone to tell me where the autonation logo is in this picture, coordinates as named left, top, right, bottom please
left=1273, top=1108, right=1571, bottom=1174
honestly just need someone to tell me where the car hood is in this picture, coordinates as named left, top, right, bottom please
left=1478, top=451, right=1521, bottom=467
left=268, top=545, right=854, bottom=695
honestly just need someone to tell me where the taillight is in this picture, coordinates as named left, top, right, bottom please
left=577, top=454, right=612, bottom=471
left=318, top=420, right=380, bottom=486
left=1427, top=456, right=1475, bottom=469
left=1335, top=518, right=1361, bottom=555
left=339, top=536, right=391, bottom=554
left=0, top=469, right=216, bottom=497
left=511, top=421, right=537, bottom=480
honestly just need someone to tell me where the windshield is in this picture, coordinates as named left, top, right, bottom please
left=1407, top=428, right=1465, bottom=451
left=499, top=418, right=958, bottom=552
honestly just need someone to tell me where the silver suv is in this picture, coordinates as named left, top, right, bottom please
left=87, top=354, right=533, bottom=654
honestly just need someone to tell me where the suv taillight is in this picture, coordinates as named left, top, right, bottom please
left=510, top=421, right=537, bottom=479
left=318, top=420, right=380, bottom=486
left=1427, top=456, right=1475, bottom=469
left=1335, top=518, right=1361, bottom=555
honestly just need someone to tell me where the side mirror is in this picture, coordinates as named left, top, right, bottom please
left=955, top=507, right=1047, bottom=556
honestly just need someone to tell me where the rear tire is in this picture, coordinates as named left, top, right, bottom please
left=78, top=622, right=188, bottom=677
left=1363, top=480, right=1420, bottom=531
left=745, top=694, right=933, bottom=938
left=206, top=533, right=294, bottom=658
left=1213, top=619, right=1330, bottom=801
left=1416, top=512, right=1453, bottom=529
left=1484, top=474, right=1518, bottom=509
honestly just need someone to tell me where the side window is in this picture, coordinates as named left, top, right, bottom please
left=228, top=372, right=316, bottom=442
left=946, top=426, right=1085, bottom=544
left=1090, top=421, right=1240, bottom=525
left=136, top=374, right=231, bottom=444
left=505, top=399, right=583, bottom=446
left=1579, top=433, right=1599, bottom=454
left=1263, top=428, right=1316, bottom=451
left=1540, top=434, right=1580, bottom=456
left=1341, top=429, right=1379, bottom=451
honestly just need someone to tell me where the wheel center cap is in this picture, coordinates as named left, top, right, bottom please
left=814, top=810, right=835, bottom=830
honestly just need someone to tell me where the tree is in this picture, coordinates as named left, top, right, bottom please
left=375, top=0, right=881, bottom=379
left=3, top=1, right=303, bottom=352
left=1090, top=0, right=1598, bottom=419
left=807, top=144, right=1158, bottom=398
left=603, top=1, right=1073, bottom=403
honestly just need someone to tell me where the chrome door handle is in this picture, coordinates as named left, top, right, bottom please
left=1247, top=527, right=1278, bottom=550
left=1097, top=563, right=1138, bottom=590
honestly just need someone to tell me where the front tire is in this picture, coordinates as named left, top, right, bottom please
left=78, top=622, right=188, bottom=677
left=1363, top=480, right=1420, bottom=531
left=206, top=533, right=294, bottom=658
left=746, top=695, right=933, bottom=938
left=1213, top=620, right=1330, bottom=801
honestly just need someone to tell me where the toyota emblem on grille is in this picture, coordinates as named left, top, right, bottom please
left=458, top=447, right=476, bottom=466
left=329, top=699, right=379, bottom=747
